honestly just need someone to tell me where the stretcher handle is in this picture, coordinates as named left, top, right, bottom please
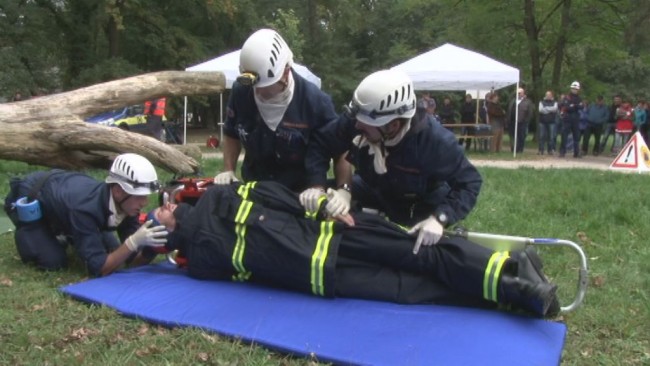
left=445, top=230, right=588, bottom=313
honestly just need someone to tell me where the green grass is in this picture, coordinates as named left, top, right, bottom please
left=1, top=159, right=649, bottom=365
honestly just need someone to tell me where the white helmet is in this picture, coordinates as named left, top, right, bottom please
left=570, top=81, right=580, bottom=90
left=351, top=69, right=416, bottom=127
left=105, top=153, right=160, bottom=195
left=239, top=29, right=294, bottom=88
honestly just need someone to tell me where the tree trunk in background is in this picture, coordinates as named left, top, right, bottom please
left=0, top=71, right=226, bottom=174
left=552, top=0, right=572, bottom=91
left=523, top=0, right=541, bottom=105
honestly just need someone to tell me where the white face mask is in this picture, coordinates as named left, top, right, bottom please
left=254, top=73, right=295, bottom=131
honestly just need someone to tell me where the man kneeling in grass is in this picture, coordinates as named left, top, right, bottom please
left=149, top=180, right=560, bottom=318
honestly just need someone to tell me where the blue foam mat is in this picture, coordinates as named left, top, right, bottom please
left=60, top=262, right=566, bottom=366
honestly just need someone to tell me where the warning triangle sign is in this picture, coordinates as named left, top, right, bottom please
left=609, top=132, right=650, bottom=172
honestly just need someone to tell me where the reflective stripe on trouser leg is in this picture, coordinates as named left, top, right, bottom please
left=483, top=251, right=510, bottom=302
left=310, top=221, right=334, bottom=296
left=231, top=197, right=254, bottom=281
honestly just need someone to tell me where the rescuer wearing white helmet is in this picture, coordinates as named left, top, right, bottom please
left=213, top=28, right=351, bottom=218
left=559, top=81, right=584, bottom=158
left=309, top=69, right=483, bottom=253
left=4, top=153, right=166, bottom=276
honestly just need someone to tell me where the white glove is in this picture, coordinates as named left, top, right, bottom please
left=213, top=171, right=239, bottom=185
left=325, top=188, right=351, bottom=217
left=125, top=220, right=168, bottom=252
left=299, top=188, right=327, bottom=213
left=407, top=216, right=444, bottom=254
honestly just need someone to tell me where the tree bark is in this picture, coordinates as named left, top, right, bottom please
left=0, top=70, right=226, bottom=174
left=551, top=0, right=572, bottom=90
left=523, top=0, right=541, bottom=104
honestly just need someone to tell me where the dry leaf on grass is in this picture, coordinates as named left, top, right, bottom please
left=0, top=277, right=13, bottom=287
left=136, top=345, right=161, bottom=357
left=137, top=324, right=149, bottom=336
left=31, top=303, right=46, bottom=311
left=592, top=275, right=606, bottom=287
left=200, top=333, right=218, bottom=343
left=62, top=327, right=97, bottom=343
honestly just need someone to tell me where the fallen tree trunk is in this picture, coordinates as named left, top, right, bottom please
left=0, top=71, right=226, bottom=174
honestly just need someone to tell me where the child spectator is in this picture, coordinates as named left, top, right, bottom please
left=633, top=100, right=647, bottom=144
left=613, top=101, right=634, bottom=154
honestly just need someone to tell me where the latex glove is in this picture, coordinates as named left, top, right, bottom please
left=408, top=216, right=444, bottom=254
left=299, top=188, right=327, bottom=213
left=125, top=220, right=168, bottom=252
left=325, top=188, right=351, bottom=217
left=213, top=171, right=239, bottom=185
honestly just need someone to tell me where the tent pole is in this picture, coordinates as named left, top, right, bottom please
left=475, top=90, right=479, bottom=124
left=220, top=93, right=223, bottom=143
left=183, top=96, right=187, bottom=145
left=513, top=82, right=519, bottom=158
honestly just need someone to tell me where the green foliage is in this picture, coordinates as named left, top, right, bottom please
left=2, top=0, right=648, bottom=106
left=73, top=57, right=142, bottom=87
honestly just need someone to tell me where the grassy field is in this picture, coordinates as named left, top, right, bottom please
left=0, top=158, right=649, bottom=365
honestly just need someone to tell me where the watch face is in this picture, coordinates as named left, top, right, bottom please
left=438, top=213, right=448, bottom=224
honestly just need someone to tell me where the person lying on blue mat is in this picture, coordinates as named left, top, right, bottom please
left=147, top=180, right=560, bottom=318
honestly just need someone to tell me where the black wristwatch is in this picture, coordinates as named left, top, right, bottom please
left=338, top=183, right=351, bottom=193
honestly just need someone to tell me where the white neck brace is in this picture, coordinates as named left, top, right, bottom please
left=254, top=72, right=295, bottom=131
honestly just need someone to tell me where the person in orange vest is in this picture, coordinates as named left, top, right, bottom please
left=144, top=98, right=166, bottom=141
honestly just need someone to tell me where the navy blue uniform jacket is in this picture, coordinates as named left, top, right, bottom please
left=14, top=170, right=139, bottom=275
left=223, top=69, right=338, bottom=191
left=309, top=115, right=482, bottom=225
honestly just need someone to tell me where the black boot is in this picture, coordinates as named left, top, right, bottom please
left=499, top=247, right=560, bottom=317
left=499, top=275, right=558, bottom=317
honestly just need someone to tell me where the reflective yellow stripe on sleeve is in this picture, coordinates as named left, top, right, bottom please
left=236, top=181, right=257, bottom=199
left=310, top=221, right=334, bottom=296
left=304, top=195, right=328, bottom=220
left=483, top=251, right=510, bottom=302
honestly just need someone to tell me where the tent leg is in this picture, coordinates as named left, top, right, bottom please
left=183, top=96, right=188, bottom=145
left=513, top=82, right=519, bottom=158
left=220, top=93, right=223, bottom=143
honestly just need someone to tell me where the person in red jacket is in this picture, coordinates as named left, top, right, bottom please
left=144, top=98, right=166, bottom=141
left=613, top=101, right=634, bottom=154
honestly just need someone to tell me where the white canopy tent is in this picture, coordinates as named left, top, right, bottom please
left=183, top=50, right=322, bottom=143
left=392, top=43, right=522, bottom=155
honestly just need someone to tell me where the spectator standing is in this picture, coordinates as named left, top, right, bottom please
left=613, top=101, right=635, bottom=154
left=579, top=99, right=589, bottom=137
left=487, top=93, right=506, bottom=153
left=559, top=82, right=583, bottom=158
left=507, top=88, right=534, bottom=153
left=582, top=95, right=609, bottom=156
left=633, top=100, right=647, bottom=143
left=415, top=92, right=437, bottom=124
left=600, top=95, right=622, bottom=154
left=537, top=91, right=558, bottom=155
left=459, top=93, right=476, bottom=150
left=144, top=98, right=166, bottom=141
left=438, top=97, right=456, bottom=124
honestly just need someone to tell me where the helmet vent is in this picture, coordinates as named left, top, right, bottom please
left=268, top=70, right=275, bottom=78
left=270, top=50, right=277, bottom=65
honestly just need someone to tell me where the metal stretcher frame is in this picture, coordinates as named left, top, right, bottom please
left=447, top=230, right=588, bottom=313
